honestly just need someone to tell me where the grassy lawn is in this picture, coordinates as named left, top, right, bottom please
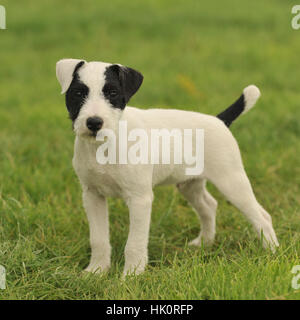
left=0, top=0, right=299, bottom=299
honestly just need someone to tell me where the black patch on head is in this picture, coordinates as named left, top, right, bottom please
left=65, top=61, right=89, bottom=122
left=216, top=93, right=245, bottom=127
left=103, top=64, right=143, bottom=109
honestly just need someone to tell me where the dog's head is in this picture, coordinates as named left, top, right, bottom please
left=56, top=59, right=143, bottom=138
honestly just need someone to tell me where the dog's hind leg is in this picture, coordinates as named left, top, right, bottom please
left=207, top=168, right=279, bottom=251
left=258, top=203, right=273, bottom=223
left=177, top=179, right=217, bottom=246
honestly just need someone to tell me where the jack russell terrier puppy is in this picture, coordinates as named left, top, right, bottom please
left=56, top=59, right=279, bottom=277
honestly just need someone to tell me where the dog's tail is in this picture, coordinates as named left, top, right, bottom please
left=217, top=85, right=261, bottom=127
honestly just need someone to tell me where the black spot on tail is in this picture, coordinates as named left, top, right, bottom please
left=217, top=94, right=245, bottom=127
left=217, top=93, right=245, bottom=127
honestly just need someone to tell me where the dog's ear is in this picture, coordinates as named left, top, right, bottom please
left=56, top=59, right=86, bottom=94
left=112, top=65, right=143, bottom=103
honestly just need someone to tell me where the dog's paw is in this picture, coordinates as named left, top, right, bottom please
left=122, top=261, right=146, bottom=278
left=123, top=248, right=148, bottom=279
left=262, top=230, right=279, bottom=253
left=263, top=239, right=279, bottom=254
left=122, top=258, right=147, bottom=279
left=189, top=233, right=214, bottom=247
left=188, top=237, right=202, bottom=247
left=256, top=221, right=280, bottom=253
left=83, top=262, right=110, bottom=274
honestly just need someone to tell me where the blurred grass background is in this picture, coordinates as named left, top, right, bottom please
left=0, top=0, right=299, bottom=299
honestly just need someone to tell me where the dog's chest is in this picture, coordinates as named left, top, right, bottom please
left=73, top=141, right=122, bottom=197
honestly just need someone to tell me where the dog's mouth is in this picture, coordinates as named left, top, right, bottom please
left=89, top=132, right=97, bottom=137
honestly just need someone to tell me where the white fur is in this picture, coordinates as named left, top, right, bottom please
left=56, top=59, right=86, bottom=94
left=243, top=85, right=261, bottom=114
left=56, top=60, right=279, bottom=277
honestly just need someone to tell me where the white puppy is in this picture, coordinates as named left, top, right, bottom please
left=56, top=59, right=279, bottom=277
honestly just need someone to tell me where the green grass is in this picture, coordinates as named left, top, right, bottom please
left=0, top=0, right=300, bottom=300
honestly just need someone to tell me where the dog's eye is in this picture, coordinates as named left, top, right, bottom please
left=109, top=90, right=118, bottom=98
left=74, top=89, right=84, bottom=97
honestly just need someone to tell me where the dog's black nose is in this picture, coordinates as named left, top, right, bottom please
left=86, top=117, right=103, bottom=132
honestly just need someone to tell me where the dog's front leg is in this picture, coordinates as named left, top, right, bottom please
left=82, top=186, right=111, bottom=273
left=123, top=194, right=153, bottom=277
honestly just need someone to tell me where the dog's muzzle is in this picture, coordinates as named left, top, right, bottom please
left=86, top=116, right=103, bottom=134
